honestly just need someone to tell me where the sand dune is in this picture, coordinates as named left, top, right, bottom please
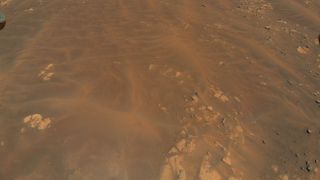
left=0, top=0, right=319, bottom=179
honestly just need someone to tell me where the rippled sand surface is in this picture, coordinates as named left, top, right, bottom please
left=0, top=0, right=320, bottom=179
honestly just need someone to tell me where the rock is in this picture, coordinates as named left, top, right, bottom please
left=315, top=99, right=320, bottom=104
left=306, top=161, right=312, bottom=172
left=287, top=80, right=293, bottom=85
left=191, top=92, right=199, bottom=103
left=0, top=11, right=5, bottom=30
left=306, top=128, right=312, bottom=134
left=297, top=46, right=310, bottom=54
left=264, top=25, right=271, bottom=30
left=23, top=114, right=52, bottom=130
left=38, top=64, right=55, bottom=81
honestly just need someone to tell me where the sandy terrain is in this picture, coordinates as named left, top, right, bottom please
left=0, top=0, right=319, bottom=179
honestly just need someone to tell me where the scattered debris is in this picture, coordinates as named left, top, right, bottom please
left=23, top=114, right=52, bottom=130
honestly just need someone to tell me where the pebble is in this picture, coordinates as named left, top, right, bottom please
left=315, top=99, right=320, bottom=104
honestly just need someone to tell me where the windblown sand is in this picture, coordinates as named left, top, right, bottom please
left=0, top=0, right=319, bottom=179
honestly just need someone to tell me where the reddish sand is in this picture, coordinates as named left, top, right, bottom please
left=0, top=0, right=319, bottom=179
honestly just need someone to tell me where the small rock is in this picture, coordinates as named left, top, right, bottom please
left=207, top=106, right=213, bottom=111
left=297, top=46, right=310, bottom=54
left=315, top=99, right=320, bottom=104
left=287, top=80, right=293, bottom=85
left=0, top=11, right=5, bottom=31
left=191, top=92, right=199, bottom=103
left=306, top=128, right=312, bottom=134
left=306, top=161, right=312, bottom=172
left=20, top=128, right=25, bottom=133
left=264, top=25, right=271, bottom=30
left=175, top=71, right=182, bottom=77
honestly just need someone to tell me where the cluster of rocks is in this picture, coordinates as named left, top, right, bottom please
left=23, top=113, right=52, bottom=130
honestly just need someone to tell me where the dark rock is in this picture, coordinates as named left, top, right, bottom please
left=0, top=11, right=5, bottom=31
left=306, top=161, right=312, bottom=172
left=306, top=128, right=312, bottom=134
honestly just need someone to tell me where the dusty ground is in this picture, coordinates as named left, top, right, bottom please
left=0, top=0, right=320, bottom=179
